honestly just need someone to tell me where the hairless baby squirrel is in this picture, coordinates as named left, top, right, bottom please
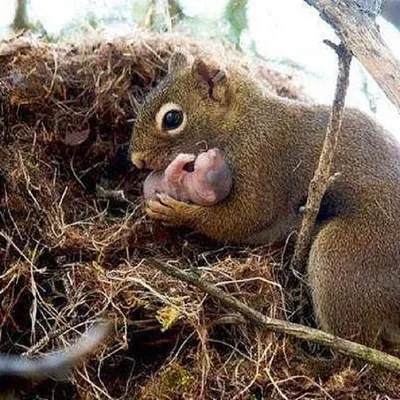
left=130, top=51, right=400, bottom=352
left=143, top=148, right=232, bottom=206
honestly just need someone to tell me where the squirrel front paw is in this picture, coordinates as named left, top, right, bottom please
left=145, top=193, right=203, bottom=226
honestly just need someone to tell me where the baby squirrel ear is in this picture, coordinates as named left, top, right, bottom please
left=168, top=51, right=193, bottom=74
left=191, top=58, right=228, bottom=103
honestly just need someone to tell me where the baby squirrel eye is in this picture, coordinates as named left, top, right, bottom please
left=156, top=102, right=187, bottom=137
left=163, top=110, right=183, bottom=130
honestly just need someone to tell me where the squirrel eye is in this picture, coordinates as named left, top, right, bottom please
left=156, top=102, right=187, bottom=136
left=163, top=110, right=183, bottom=130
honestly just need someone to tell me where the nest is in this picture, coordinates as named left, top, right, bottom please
left=0, top=30, right=398, bottom=399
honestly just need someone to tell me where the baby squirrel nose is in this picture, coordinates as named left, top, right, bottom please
left=131, top=152, right=146, bottom=169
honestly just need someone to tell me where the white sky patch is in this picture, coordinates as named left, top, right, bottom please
left=179, top=0, right=227, bottom=18
left=29, top=0, right=87, bottom=34
left=379, top=15, right=400, bottom=55
left=248, top=0, right=338, bottom=76
left=0, top=0, right=17, bottom=27
left=247, top=0, right=400, bottom=139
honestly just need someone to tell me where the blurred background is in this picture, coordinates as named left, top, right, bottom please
left=0, top=0, right=399, bottom=137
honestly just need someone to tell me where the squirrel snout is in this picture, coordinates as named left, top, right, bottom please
left=131, top=152, right=146, bottom=169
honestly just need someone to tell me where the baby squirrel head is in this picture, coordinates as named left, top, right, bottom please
left=130, top=51, right=240, bottom=171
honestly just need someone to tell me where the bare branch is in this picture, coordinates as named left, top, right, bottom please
left=147, top=259, right=400, bottom=374
left=291, top=43, right=352, bottom=270
left=304, top=0, right=400, bottom=111
left=354, top=0, right=383, bottom=16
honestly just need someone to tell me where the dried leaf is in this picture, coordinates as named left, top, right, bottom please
left=63, top=129, right=90, bottom=146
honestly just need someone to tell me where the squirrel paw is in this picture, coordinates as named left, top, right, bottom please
left=145, top=193, right=201, bottom=225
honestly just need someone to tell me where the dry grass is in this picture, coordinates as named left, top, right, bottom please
left=0, top=30, right=399, bottom=399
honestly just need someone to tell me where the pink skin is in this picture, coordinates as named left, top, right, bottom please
left=143, top=148, right=232, bottom=206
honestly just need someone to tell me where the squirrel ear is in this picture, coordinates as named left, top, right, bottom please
left=168, top=51, right=193, bottom=74
left=191, top=58, right=228, bottom=103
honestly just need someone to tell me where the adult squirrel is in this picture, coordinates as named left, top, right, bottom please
left=130, top=52, right=400, bottom=352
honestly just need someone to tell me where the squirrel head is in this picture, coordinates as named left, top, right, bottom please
left=130, top=51, right=239, bottom=171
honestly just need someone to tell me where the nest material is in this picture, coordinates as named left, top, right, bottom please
left=0, top=30, right=398, bottom=399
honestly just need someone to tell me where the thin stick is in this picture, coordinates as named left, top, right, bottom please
left=147, top=258, right=400, bottom=374
left=291, top=42, right=352, bottom=271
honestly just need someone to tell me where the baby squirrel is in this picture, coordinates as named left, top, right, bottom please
left=130, top=52, right=400, bottom=351
left=143, top=148, right=232, bottom=206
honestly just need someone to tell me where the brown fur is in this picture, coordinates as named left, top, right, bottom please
left=129, top=52, right=400, bottom=351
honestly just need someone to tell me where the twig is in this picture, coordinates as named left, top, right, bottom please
left=147, top=258, right=400, bottom=374
left=291, top=42, right=352, bottom=271
left=304, top=0, right=400, bottom=111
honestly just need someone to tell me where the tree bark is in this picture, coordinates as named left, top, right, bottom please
left=304, top=0, right=400, bottom=112
left=354, top=0, right=383, bottom=15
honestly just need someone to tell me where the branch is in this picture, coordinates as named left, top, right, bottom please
left=291, top=42, right=352, bottom=270
left=304, top=0, right=400, bottom=112
left=147, top=259, right=400, bottom=374
left=354, top=0, right=383, bottom=16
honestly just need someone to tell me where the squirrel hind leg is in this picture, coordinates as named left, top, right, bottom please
left=382, top=324, right=400, bottom=354
left=307, top=220, right=400, bottom=350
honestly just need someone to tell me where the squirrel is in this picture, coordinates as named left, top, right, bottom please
left=143, top=148, right=232, bottom=206
left=129, top=52, right=400, bottom=352
left=0, top=321, right=111, bottom=390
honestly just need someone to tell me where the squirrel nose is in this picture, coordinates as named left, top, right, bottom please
left=131, top=152, right=146, bottom=169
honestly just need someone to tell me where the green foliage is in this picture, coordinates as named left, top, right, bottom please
left=133, top=0, right=184, bottom=33
left=11, top=0, right=44, bottom=37
left=13, top=0, right=29, bottom=32
left=4, top=0, right=250, bottom=51
left=223, top=0, right=249, bottom=49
